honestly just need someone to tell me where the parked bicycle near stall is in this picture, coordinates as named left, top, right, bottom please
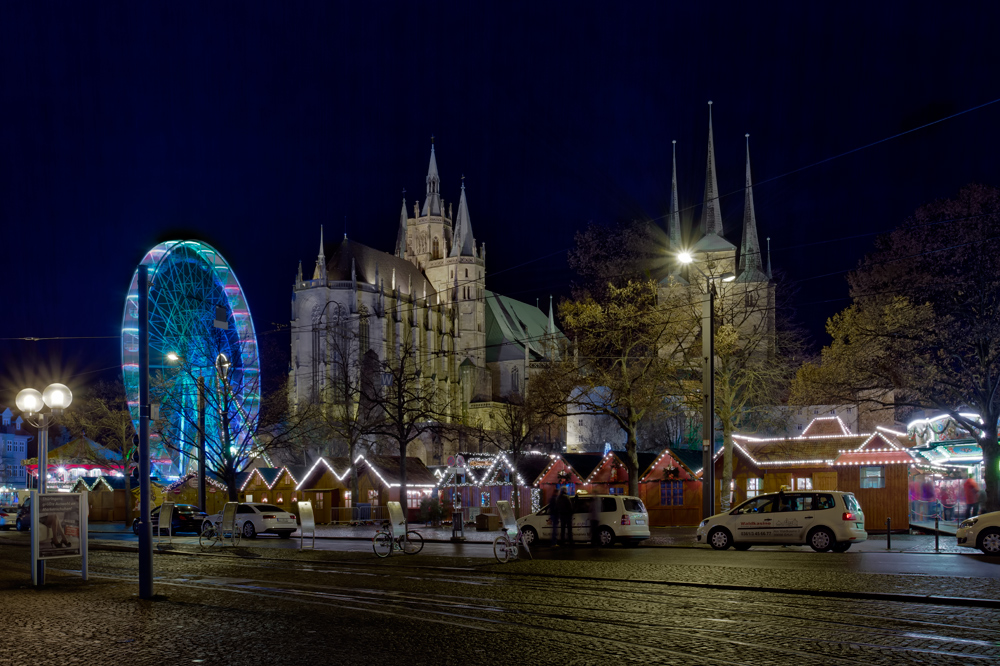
left=372, top=501, right=424, bottom=558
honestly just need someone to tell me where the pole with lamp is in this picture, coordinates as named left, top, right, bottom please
left=165, top=351, right=208, bottom=513
left=677, top=251, right=734, bottom=519
left=16, top=382, right=73, bottom=585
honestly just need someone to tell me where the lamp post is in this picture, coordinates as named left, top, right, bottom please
left=166, top=352, right=207, bottom=513
left=677, top=251, right=734, bottom=519
left=16, top=382, right=73, bottom=586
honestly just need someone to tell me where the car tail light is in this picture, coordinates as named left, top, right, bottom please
left=843, top=512, right=856, bottom=521
left=262, top=514, right=276, bottom=519
left=621, top=514, right=630, bottom=526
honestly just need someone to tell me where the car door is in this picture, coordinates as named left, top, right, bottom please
left=731, top=495, right=778, bottom=542
left=572, top=497, right=595, bottom=541
left=533, top=504, right=554, bottom=540
left=771, top=493, right=814, bottom=543
left=236, top=504, right=256, bottom=530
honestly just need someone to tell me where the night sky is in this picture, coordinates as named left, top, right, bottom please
left=3, top=3, right=1000, bottom=401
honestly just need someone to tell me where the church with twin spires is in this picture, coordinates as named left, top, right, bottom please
left=289, top=141, right=565, bottom=465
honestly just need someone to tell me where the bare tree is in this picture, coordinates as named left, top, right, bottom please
left=151, top=335, right=314, bottom=501
left=64, top=378, right=138, bottom=526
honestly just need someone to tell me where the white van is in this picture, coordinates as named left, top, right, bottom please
left=517, top=494, right=650, bottom=547
left=696, top=490, right=867, bottom=552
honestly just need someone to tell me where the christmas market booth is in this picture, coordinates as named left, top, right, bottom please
left=356, top=455, right=438, bottom=523
left=238, top=467, right=282, bottom=503
left=162, top=472, right=229, bottom=514
left=294, top=457, right=352, bottom=524
left=638, top=448, right=704, bottom=527
left=69, top=475, right=130, bottom=522
left=725, top=417, right=915, bottom=532
left=532, top=454, right=587, bottom=506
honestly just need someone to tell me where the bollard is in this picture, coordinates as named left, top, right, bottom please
left=935, top=512, right=939, bottom=551
left=886, top=517, right=891, bottom=549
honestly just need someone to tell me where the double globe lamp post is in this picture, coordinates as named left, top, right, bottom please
left=15, top=382, right=73, bottom=585
left=677, top=251, right=734, bottom=520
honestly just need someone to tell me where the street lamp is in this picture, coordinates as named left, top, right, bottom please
left=677, top=252, right=734, bottom=519
left=16, top=382, right=73, bottom=585
left=166, top=352, right=208, bottom=512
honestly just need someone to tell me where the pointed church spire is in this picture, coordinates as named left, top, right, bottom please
left=703, top=101, right=724, bottom=237
left=449, top=176, right=476, bottom=257
left=350, top=258, right=357, bottom=313
left=312, top=225, right=326, bottom=280
left=421, top=138, right=442, bottom=217
left=297, top=260, right=303, bottom=283
left=395, top=191, right=408, bottom=258
left=691, top=102, right=735, bottom=253
left=547, top=294, right=555, bottom=335
left=669, top=140, right=681, bottom=249
left=737, top=134, right=767, bottom=283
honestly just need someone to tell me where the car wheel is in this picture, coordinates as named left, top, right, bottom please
left=978, top=528, right=1000, bottom=555
left=808, top=527, right=835, bottom=552
left=832, top=541, right=852, bottom=553
left=521, top=526, right=537, bottom=546
left=242, top=521, right=257, bottom=539
left=597, top=526, right=615, bottom=547
left=734, top=543, right=751, bottom=551
left=131, top=520, right=139, bottom=536
left=708, top=527, right=732, bottom=550
left=16, top=518, right=26, bottom=532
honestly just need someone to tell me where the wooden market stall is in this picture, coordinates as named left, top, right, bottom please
left=638, top=449, right=703, bottom=527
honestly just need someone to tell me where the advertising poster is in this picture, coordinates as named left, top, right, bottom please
left=36, top=493, right=82, bottom=559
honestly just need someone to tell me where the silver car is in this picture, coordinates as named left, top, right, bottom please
left=203, top=503, right=298, bottom=539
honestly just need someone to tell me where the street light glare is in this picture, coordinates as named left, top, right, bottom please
left=15, top=388, right=43, bottom=414
left=721, top=272, right=736, bottom=282
left=42, top=383, right=73, bottom=410
left=166, top=351, right=180, bottom=361
left=677, top=251, right=693, bottom=265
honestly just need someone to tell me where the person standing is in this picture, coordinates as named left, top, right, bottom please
left=964, top=474, right=980, bottom=520
left=557, top=489, right=574, bottom=546
left=549, top=489, right=565, bottom=546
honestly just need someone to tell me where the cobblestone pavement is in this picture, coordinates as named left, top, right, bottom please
left=3, top=541, right=1000, bottom=665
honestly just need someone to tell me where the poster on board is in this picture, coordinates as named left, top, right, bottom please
left=35, top=493, right=83, bottom=559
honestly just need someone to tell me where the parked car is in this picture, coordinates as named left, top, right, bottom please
left=696, top=490, right=867, bottom=552
left=957, top=510, right=1000, bottom=554
left=132, top=504, right=208, bottom=536
left=16, top=498, right=31, bottom=531
left=0, top=506, right=18, bottom=530
left=516, top=493, right=650, bottom=547
left=203, top=503, right=297, bottom=539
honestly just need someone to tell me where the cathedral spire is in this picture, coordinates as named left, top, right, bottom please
left=312, top=225, right=326, bottom=280
left=737, top=134, right=767, bottom=283
left=669, top=140, right=681, bottom=249
left=395, top=191, right=408, bottom=258
left=691, top=101, right=735, bottom=253
left=449, top=176, right=476, bottom=257
left=548, top=294, right=555, bottom=335
left=703, top=101, right=724, bottom=237
left=421, top=138, right=442, bottom=217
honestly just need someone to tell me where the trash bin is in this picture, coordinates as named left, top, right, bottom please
left=476, top=513, right=500, bottom=531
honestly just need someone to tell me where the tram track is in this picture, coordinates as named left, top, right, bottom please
left=50, top=554, right=1000, bottom=665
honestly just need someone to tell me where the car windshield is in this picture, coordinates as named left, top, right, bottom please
left=733, top=496, right=775, bottom=514
left=623, top=498, right=646, bottom=513
left=256, top=505, right=285, bottom=513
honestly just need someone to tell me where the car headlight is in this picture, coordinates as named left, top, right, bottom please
left=960, top=518, right=978, bottom=528
left=699, top=519, right=709, bottom=527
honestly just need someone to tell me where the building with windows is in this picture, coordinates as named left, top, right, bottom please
left=0, top=407, right=31, bottom=490
left=289, top=141, right=566, bottom=466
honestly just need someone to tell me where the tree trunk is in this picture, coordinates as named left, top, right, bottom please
left=721, top=420, right=734, bottom=512
left=349, top=440, right=360, bottom=508
left=399, top=440, right=408, bottom=531
left=625, top=426, right=639, bottom=496
left=981, top=418, right=999, bottom=513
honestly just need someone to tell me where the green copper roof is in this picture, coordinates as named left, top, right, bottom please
left=484, top=290, right=566, bottom=363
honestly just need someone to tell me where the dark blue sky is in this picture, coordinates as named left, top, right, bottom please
left=3, top=3, right=999, bottom=399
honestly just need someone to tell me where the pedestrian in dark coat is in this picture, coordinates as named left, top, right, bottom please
left=550, top=488, right=565, bottom=546
left=557, top=489, right=574, bottom=545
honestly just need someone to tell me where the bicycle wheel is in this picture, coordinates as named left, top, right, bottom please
left=231, top=524, right=242, bottom=547
left=373, top=531, right=393, bottom=558
left=403, top=531, right=424, bottom=554
left=518, top=532, right=532, bottom=560
left=493, top=534, right=511, bottom=563
left=199, top=525, right=217, bottom=548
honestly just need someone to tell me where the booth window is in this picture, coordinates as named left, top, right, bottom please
left=368, top=489, right=380, bottom=506
left=407, top=490, right=422, bottom=509
left=794, top=477, right=813, bottom=491
left=276, top=492, right=283, bottom=504
left=660, top=480, right=683, bottom=506
left=261, top=494, right=268, bottom=503
left=344, top=490, right=352, bottom=508
left=860, top=466, right=885, bottom=489
left=316, top=494, right=324, bottom=509
left=747, top=478, right=762, bottom=499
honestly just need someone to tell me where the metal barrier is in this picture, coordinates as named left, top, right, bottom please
left=325, top=505, right=389, bottom=525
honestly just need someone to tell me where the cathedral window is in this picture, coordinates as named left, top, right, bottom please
left=511, top=367, right=520, bottom=395
left=359, top=309, right=370, bottom=353
left=465, top=269, right=468, bottom=278
left=433, top=237, right=440, bottom=259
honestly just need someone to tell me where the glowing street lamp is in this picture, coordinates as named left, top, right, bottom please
left=16, top=382, right=73, bottom=585
left=677, top=251, right=734, bottom=519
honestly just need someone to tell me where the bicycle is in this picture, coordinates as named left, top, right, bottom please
left=493, top=525, right=531, bottom=563
left=372, top=523, right=424, bottom=558
left=199, top=519, right=242, bottom=548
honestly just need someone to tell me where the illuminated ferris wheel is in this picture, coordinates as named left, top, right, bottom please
left=121, top=240, right=260, bottom=475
